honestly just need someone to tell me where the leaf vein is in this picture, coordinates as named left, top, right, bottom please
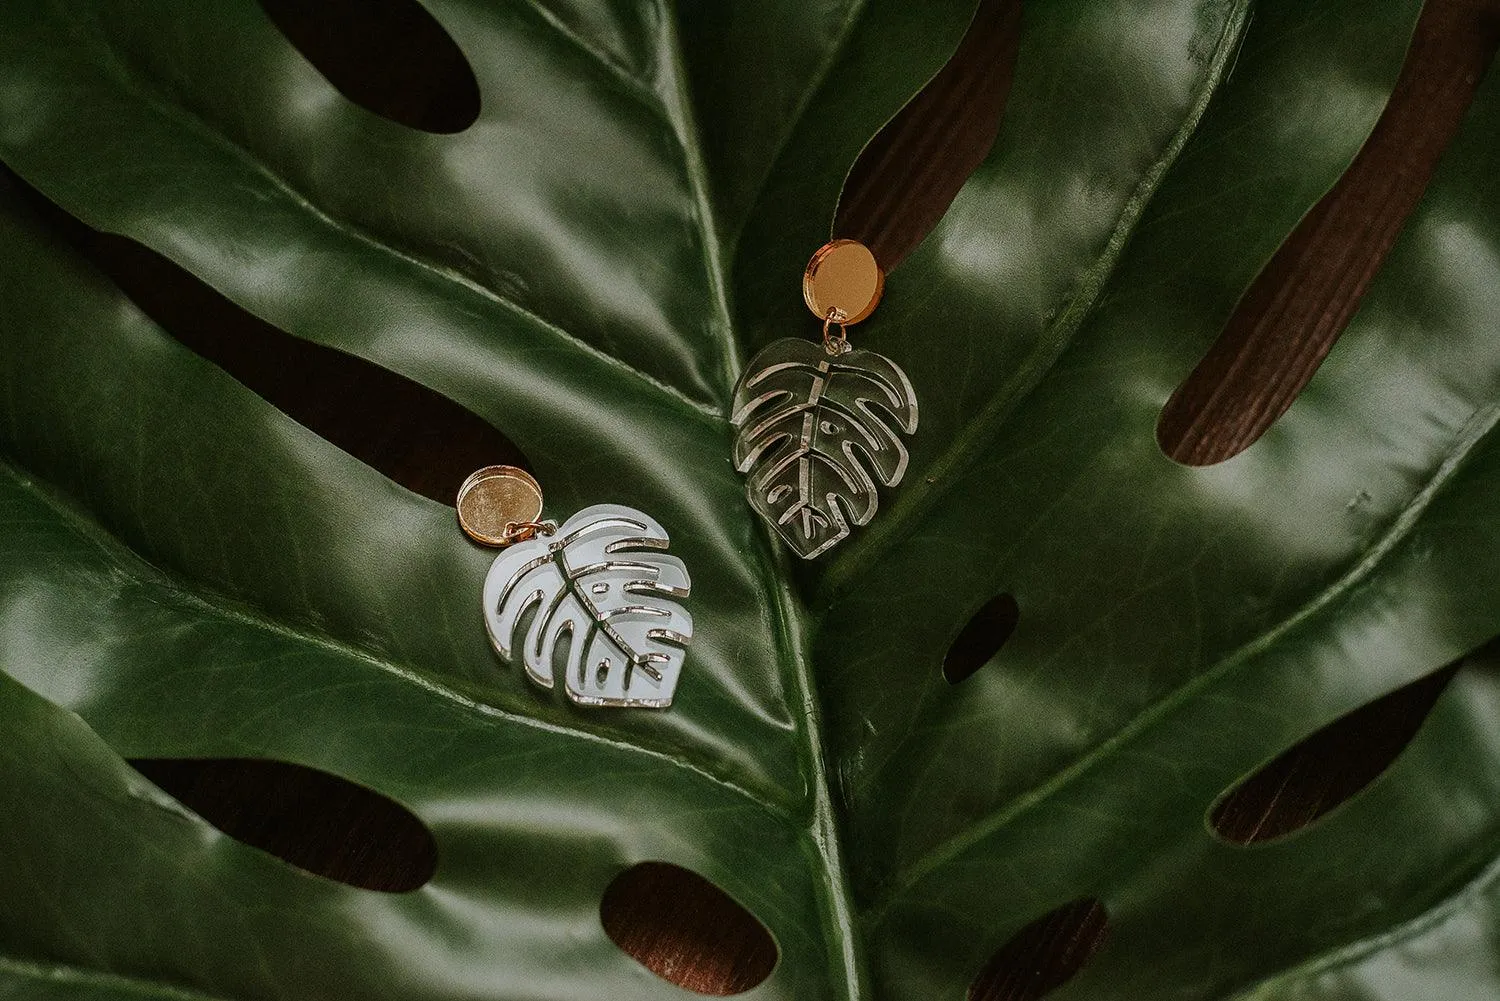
left=819, top=0, right=1255, bottom=599
left=0, top=457, right=791, bottom=823
left=74, top=17, right=726, bottom=423
left=880, top=396, right=1500, bottom=910
left=0, top=953, right=235, bottom=1001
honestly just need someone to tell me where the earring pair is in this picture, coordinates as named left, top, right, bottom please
left=458, top=238, right=916, bottom=711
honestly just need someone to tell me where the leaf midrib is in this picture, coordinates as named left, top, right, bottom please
left=645, top=1, right=880, bottom=991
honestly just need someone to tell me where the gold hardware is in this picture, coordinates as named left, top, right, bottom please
left=457, top=465, right=546, bottom=547
left=802, top=239, right=884, bottom=327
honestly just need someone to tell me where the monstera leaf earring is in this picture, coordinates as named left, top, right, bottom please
left=456, top=466, right=693, bottom=709
left=732, top=239, right=919, bottom=559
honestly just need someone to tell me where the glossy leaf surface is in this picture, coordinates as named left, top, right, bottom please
left=2, top=0, right=1499, bottom=999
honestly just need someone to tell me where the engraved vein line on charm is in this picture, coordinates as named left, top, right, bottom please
left=494, top=539, right=673, bottom=685
left=733, top=361, right=910, bottom=471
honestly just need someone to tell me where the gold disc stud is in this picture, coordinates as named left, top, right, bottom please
left=803, top=239, right=884, bottom=325
left=457, top=465, right=544, bottom=547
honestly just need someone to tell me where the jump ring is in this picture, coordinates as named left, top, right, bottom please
left=821, top=311, right=850, bottom=356
left=500, top=519, right=557, bottom=544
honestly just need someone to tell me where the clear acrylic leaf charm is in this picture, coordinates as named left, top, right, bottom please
left=483, top=504, right=693, bottom=708
left=731, top=337, right=919, bottom=559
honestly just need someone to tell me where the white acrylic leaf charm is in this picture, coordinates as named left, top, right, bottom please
left=482, top=504, right=693, bottom=708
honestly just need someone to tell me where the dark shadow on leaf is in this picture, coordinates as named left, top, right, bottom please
left=1208, top=638, right=1499, bottom=844
left=130, top=757, right=436, bottom=892
left=600, top=861, right=777, bottom=996
left=968, top=897, right=1109, bottom=1001
left=835, top=0, right=1022, bottom=270
left=258, top=0, right=481, bottom=134
left=1158, top=0, right=1500, bottom=465
left=2, top=164, right=528, bottom=504
left=945, top=593, right=1021, bottom=684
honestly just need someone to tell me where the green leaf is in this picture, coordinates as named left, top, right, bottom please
left=1, top=0, right=1497, bottom=998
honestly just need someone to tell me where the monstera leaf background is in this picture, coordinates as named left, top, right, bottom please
left=3, top=0, right=1500, bottom=998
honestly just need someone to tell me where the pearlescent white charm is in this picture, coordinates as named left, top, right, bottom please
left=482, top=504, right=692, bottom=708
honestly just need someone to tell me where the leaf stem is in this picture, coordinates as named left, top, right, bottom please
left=655, top=0, right=743, bottom=396
left=761, top=537, right=873, bottom=1000
left=654, top=3, right=874, bottom=989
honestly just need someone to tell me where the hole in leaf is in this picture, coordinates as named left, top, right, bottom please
left=4, top=165, right=527, bottom=504
left=1210, top=655, right=1468, bottom=845
left=600, top=861, right=777, bottom=996
left=1158, top=0, right=1500, bottom=465
left=835, top=0, right=1022, bottom=270
left=968, top=898, right=1110, bottom=1001
left=258, top=0, right=481, bottom=134
left=945, top=593, right=1020, bottom=684
left=129, top=757, right=436, bottom=892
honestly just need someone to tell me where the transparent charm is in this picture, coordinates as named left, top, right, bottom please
left=483, top=504, right=693, bottom=708
left=731, top=337, right=919, bottom=559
